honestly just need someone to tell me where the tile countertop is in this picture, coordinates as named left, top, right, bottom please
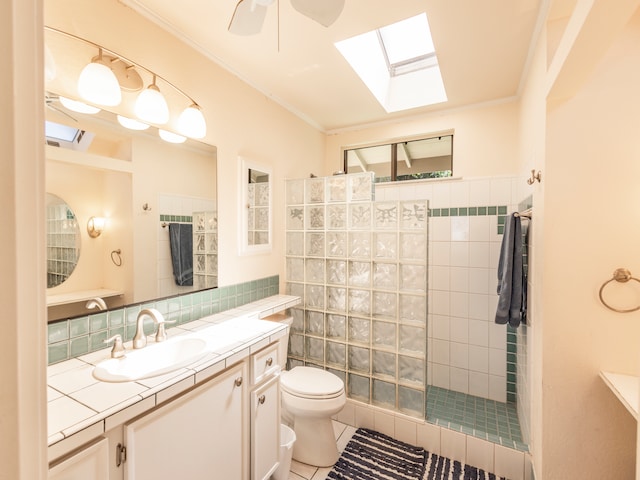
left=47, top=294, right=300, bottom=457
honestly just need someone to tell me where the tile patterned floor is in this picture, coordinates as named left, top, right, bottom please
left=286, top=421, right=356, bottom=480
left=426, top=386, right=527, bottom=451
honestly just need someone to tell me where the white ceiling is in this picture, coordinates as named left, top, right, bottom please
left=115, top=0, right=543, bottom=132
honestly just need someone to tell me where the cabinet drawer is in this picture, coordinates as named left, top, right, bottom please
left=252, top=343, right=280, bottom=385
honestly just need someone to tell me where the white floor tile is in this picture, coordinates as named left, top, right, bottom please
left=290, top=460, right=318, bottom=479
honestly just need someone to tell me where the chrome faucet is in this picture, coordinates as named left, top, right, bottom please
left=86, top=297, right=107, bottom=311
left=133, top=308, right=172, bottom=349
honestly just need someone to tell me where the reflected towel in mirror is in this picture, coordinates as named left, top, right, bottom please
left=168, top=223, right=193, bottom=286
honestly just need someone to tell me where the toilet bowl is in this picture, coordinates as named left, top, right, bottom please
left=280, top=366, right=346, bottom=467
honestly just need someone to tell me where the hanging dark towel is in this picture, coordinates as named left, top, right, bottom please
left=495, top=213, right=524, bottom=327
left=168, top=223, right=193, bottom=286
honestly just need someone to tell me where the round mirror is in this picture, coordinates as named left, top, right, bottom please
left=46, top=193, right=81, bottom=288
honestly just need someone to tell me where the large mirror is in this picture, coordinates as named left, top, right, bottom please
left=239, top=158, right=272, bottom=255
left=44, top=26, right=217, bottom=321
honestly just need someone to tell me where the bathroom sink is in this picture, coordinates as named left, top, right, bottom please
left=93, top=337, right=209, bottom=382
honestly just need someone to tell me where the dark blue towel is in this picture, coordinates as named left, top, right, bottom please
left=495, top=213, right=524, bottom=327
left=168, top=223, right=193, bottom=286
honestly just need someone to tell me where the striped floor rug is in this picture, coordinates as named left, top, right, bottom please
left=327, top=428, right=427, bottom=479
left=326, top=428, right=508, bottom=480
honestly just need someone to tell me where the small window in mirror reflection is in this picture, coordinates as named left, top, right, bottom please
left=344, top=134, right=453, bottom=182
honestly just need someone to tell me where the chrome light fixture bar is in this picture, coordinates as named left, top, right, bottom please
left=45, top=26, right=207, bottom=139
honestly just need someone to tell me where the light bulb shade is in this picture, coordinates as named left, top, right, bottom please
left=177, top=104, right=207, bottom=139
left=59, top=96, right=101, bottom=114
left=135, top=85, right=169, bottom=124
left=117, top=115, right=150, bottom=131
left=77, top=60, right=121, bottom=107
left=158, top=129, right=187, bottom=144
left=87, top=216, right=106, bottom=238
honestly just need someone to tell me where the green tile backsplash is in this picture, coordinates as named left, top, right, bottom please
left=47, top=275, right=279, bottom=365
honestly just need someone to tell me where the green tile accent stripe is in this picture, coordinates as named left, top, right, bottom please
left=427, top=386, right=528, bottom=452
left=428, top=205, right=509, bottom=236
left=159, top=214, right=193, bottom=223
left=47, top=275, right=279, bottom=365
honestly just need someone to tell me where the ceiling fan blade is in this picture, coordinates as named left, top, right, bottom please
left=229, top=0, right=269, bottom=35
left=290, top=0, right=344, bottom=27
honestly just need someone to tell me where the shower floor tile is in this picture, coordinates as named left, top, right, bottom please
left=426, top=386, right=528, bottom=451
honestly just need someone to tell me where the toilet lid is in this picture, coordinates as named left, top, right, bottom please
left=281, top=367, right=344, bottom=398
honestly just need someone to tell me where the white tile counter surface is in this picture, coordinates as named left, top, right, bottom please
left=47, top=294, right=300, bottom=457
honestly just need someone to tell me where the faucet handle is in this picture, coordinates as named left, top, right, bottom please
left=154, top=319, right=177, bottom=342
left=104, top=334, right=126, bottom=358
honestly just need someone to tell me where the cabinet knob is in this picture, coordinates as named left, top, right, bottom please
left=258, top=395, right=266, bottom=405
left=234, top=377, right=243, bottom=387
left=266, top=357, right=273, bottom=367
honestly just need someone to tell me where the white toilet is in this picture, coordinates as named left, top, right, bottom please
left=280, top=366, right=346, bottom=467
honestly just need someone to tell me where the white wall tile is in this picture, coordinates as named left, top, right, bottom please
left=468, top=294, right=489, bottom=321
left=466, top=436, right=494, bottom=473
left=394, top=417, right=417, bottom=446
left=468, top=371, right=489, bottom=398
left=414, top=183, right=433, bottom=200
left=450, top=242, right=469, bottom=267
left=469, top=268, right=490, bottom=295
left=416, top=423, right=441, bottom=455
left=450, top=317, right=469, bottom=344
left=450, top=267, right=469, bottom=293
left=373, top=410, right=395, bottom=437
left=488, top=324, right=506, bottom=349
left=354, top=404, right=374, bottom=429
left=399, top=184, right=417, bottom=200
left=432, top=315, right=450, bottom=341
left=469, top=180, right=491, bottom=206
left=431, top=266, right=450, bottom=291
left=440, top=428, right=466, bottom=463
left=431, top=217, right=451, bottom=241
left=488, top=374, right=507, bottom=402
left=336, top=401, right=355, bottom=425
left=451, top=217, right=469, bottom=241
left=432, top=183, right=451, bottom=208
left=450, top=343, right=469, bottom=369
left=450, top=367, right=469, bottom=393
left=494, top=444, right=525, bottom=480
left=450, top=294, right=469, bottom=322
left=469, top=216, right=490, bottom=241
left=431, top=363, right=450, bottom=389
left=431, top=241, right=451, bottom=266
left=468, top=345, right=489, bottom=373
left=450, top=182, right=469, bottom=207
left=430, top=290, right=451, bottom=316
left=489, top=347, right=507, bottom=376
left=468, top=319, right=489, bottom=347
left=469, top=242, right=489, bottom=268
left=433, top=339, right=450, bottom=364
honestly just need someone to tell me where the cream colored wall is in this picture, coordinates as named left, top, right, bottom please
left=324, top=101, right=520, bottom=178
left=1, top=0, right=48, bottom=478
left=45, top=0, right=326, bottom=293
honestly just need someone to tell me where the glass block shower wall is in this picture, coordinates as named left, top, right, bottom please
left=285, top=172, right=429, bottom=419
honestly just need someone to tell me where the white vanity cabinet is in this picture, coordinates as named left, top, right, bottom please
left=250, top=342, right=282, bottom=480
left=48, top=437, right=110, bottom=480
left=123, top=361, right=248, bottom=480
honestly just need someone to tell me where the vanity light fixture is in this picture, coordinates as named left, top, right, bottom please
left=135, top=75, right=170, bottom=125
left=158, top=129, right=187, bottom=144
left=77, top=48, right=122, bottom=107
left=45, top=27, right=208, bottom=139
left=177, top=104, right=207, bottom=139
left=117, top=115, right=150, bottom=131
left=87, top=216, right=106, bottom=238
left=59, top=96, right=101, bottom=115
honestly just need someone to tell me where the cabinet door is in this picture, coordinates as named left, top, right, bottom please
left=49, top=437, right=109, bottom=480
left=125, top=361, right=247, bottom=480
left=251, top=375, right=280, bottom=480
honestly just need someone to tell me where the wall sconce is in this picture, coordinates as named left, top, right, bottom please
left=45, top=27, right=207, bottom=140
left=87, top=216, right=106, bottom=238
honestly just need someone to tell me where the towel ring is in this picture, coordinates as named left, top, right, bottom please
left=598, top=268, right=640, bottom=313
left=110, top=249, right=123, bottom=267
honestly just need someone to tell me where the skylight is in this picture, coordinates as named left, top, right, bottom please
left=335, top=13, right=447, bottom=113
